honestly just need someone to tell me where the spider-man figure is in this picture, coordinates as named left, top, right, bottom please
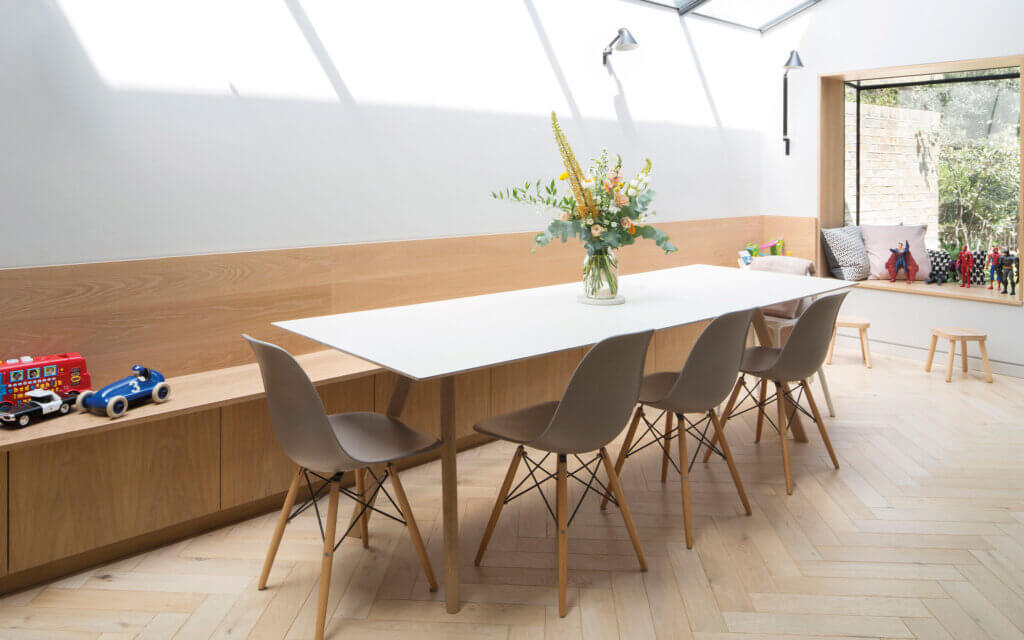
left=956, top=246, right=975, bottom=288
left=987, top=246, right=1001, bottom=290
left=885, top=240, right=918, bottom=283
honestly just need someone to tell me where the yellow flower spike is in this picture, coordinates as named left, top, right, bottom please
left=559, top=171, right=568, bottom=181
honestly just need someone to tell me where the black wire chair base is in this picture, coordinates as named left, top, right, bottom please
left=625, top=409, right=725, bottom=474
left=726, top=376, right=816, bottom=439
left=502, top=451, right=616, bottom=528
left=288, top=468, right=409, bottom=552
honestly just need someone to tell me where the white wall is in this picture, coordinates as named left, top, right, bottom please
left=1, top=0, right=771, bottom=268
left=758, top=0, right=1024, bottom=374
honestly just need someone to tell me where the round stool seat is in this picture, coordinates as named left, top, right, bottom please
left=836, top=316, right=870, bottom=329
left=931, top=327, right=986, bottom=340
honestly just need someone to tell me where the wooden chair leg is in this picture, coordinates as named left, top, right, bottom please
left=389, top=463, right=438, bottom=591
left=660, top=411, right=675, bottom=483
left=961, top=338, right=969, bottom=373
left=817, top=367, right=836, bottom=418
left=556, top=454, right=568, bottom=618
left=925, top=334, right=938, bottom=371
left=979, top=339, right=994, bottom=383
left=314, top=479, right=340, bottom=640
left=347, top=462, right=383, bottom=540
left=860, top=328, right=872, bottom=368
left=676, top=418, right=694, bottom=549
left=601, top=405, right=643, bottom=510
left=475, top=446, right=524, bottom=566
left=709, top=409, right=751, bottom=515
left=803, top=380, right=839, bottom=470
left=775, top=382, right=794, bottom=495
left=945, top=339, right=956, bottom=383
left=354, top=468, right=370, bottom=548
left=599, top=447, right=647, bottom=569
left=826, top=324, right=837, bottom=365
left=258, top=466, right=303, bottom=590
left=704, top=377, right=745, bottom=463
left=755, top=379, right=767, bottom=443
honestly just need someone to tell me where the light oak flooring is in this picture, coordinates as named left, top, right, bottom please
left=4, top=351, right=1024, bottom=639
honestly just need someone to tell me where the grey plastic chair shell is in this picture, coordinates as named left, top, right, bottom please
left=641, top=308, right=754, bottom=413
left=243, top=335, right=439, bottom=474
left=475, top=329, right=654, bottom=454
left=741, top=292, right=849, bottom=383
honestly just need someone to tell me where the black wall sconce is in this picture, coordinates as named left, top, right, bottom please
left=782, top=49, right=803, bottom=155
left=603, top=28, right=639, bottom=65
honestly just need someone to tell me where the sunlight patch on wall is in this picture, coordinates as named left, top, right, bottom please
left=57, top=0, right=335, bottom=100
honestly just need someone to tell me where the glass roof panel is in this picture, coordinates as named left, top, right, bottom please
left=693, top=0, right=813, bottom=30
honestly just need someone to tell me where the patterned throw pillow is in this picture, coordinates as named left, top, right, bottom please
left=820, top=226, right=870, bottom=281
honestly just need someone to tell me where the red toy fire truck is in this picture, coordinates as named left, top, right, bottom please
left=0, top=353, right=91, bottom=411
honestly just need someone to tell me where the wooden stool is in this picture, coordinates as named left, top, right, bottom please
left=827, top=316, right=872, bottom=368
left=926, top=328, right=993, bottom=383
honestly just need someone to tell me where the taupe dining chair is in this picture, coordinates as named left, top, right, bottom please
left=712, top=293, right=848, bottom=494
left=243, top=335, right=439, bottom=640
left=600, top=309, right=754, bottom=549
left=473, top=330, right=654, bottom=618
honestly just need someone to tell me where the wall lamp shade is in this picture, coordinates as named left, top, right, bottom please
left=603, top=28, right=638, bottom=65
left=782, top=50, right=803, bottom=155
left=783, top=49, right=804, bottom=71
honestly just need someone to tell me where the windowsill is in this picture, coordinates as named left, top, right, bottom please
left=852, top=278, right=1023, bottom=306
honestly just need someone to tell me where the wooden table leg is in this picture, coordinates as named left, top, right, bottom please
left=440, top=375, right=460, bottom=613
left=752, top=310, right=808, bottom=442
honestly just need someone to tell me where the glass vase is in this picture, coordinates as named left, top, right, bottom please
left=582, top=249, right=619, bottom=300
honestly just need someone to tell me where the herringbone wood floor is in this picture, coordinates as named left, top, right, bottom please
left=4, top=351, right=1024, bottom=639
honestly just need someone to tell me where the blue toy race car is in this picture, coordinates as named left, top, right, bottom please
left=77, top=365, right=171, bottom=418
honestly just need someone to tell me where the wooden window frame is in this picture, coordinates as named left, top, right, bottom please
left=818, top=55, right=1024, bottom=306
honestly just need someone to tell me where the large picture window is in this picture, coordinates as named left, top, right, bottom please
left=845, top=68, right=1021, bottom=253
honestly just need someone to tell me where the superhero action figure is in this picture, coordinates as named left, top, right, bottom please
left=955, top=245, right=975, bottom=288
left=987, top=246, right=1002, bottom=290
left=998, top=253, right=1019, bottom=295
left=885, top=240, right=918, bottom=283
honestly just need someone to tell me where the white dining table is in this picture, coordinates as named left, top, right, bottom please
left=275, top=263, right=856, bottom=613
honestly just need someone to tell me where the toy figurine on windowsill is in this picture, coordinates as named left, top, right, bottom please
left=885, top=240, right=918, bottom=283
left=987, top=246, right=1002, bottom=290
left=999, top=253, right=1019, bottom=295
left=956, top=245, right=975, bottom=288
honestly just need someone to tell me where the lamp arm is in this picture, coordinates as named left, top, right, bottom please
left=602, top=34, right=620, bottom=65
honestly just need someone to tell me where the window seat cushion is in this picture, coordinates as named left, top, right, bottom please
left=820, top=225, right=870, bottom=280
left=860, top=223, right=932, bottom=280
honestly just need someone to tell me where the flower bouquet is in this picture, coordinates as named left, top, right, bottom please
left=492, top=112, right=676, bottom=303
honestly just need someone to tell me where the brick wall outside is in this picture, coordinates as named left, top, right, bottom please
left=845, top=102, right=942, bottom=247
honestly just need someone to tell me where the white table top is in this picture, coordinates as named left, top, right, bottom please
left=275, top=264, right=856, bottom=381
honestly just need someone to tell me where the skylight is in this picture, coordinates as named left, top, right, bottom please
left=639, top=0, right=823, bottom=33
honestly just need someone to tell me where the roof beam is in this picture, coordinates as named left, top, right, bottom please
left=759, top=0, right=823, bottom=32
left=676, top=0, right=714, bottom=16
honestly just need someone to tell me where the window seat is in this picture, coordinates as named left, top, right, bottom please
left=0, top=350, right=383, bottom=452
left=854, top=278, right=1021, bottom=306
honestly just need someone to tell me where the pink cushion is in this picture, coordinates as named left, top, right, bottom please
left=859, top=224, right=932, bottom=280
left=749, top=256, right=816, bottom=319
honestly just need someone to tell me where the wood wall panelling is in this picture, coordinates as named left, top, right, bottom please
left=652, top=322, right=711, bottom=374
left=490, top=349, right=584, bottom=419
left=0, top=249, right=333, bottom=384
left=9, top=411, right=220, bottom=572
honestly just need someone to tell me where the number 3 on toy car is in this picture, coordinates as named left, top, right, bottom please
left=129, top=380, right=140, bottom=394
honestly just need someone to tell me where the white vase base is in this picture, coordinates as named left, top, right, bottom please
left=577, top=295, right=626, bottom=306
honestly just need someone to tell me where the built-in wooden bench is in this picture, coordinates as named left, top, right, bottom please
left=0, top=350, right=382, bottom=453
